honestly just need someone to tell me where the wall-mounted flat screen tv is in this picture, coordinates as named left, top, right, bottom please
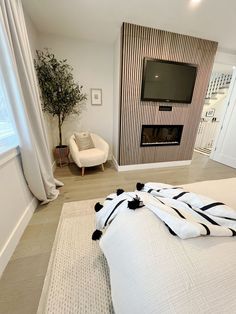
left=141, top=58, right=197, bottom=103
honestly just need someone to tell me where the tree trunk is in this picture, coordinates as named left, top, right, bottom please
left=58, top=114, right=62, bottom=146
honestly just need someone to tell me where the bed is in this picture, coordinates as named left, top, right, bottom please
left=99, top=178, right=236, bottom=314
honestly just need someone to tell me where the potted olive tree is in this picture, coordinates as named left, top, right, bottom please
left=34, top=49, right=86, bottom=166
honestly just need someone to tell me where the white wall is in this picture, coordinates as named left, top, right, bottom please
left=0, top=151, right=37, bottom=276
left=38, top=33, right=114, bottom=158
left=23, top=10, right=38, bottom=58
left=202, top=93, right=227, bottom=121
left=215, top=50, right=236, bottom=67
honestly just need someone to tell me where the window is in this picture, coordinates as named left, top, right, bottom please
left=0, top=71, right=18, bottom=154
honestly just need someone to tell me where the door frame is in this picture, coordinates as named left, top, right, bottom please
left=210, top=68, right=236, bottom=165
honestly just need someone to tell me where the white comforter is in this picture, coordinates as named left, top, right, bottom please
left=99, top=178, right=236, bottom=314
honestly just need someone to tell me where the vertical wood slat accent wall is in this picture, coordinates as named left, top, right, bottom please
left=119, top=23, right=218, bottom=165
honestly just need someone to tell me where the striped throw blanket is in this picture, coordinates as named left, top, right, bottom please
left=94, top=182, right=236, bottom=239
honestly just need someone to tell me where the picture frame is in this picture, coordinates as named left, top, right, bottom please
left=91, top=88, right=102, bottom=105
left=206, top=108, right=215, bottom=117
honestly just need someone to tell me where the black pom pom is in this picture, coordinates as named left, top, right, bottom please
left=92, top=229, right=102, bottom=240
left=128, top=199, right=140, bottom=210
left=136, top=182, right=144, bottom=191
left=94, top=202, right=103, bottom=212
left=128, top=195, right=144, bottom=210
left=117, top=188, right=125, bottom=196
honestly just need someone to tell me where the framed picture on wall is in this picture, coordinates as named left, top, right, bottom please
left=206, top=108, right=215, bottom=117
left=91, top=88, right=102, bottom=105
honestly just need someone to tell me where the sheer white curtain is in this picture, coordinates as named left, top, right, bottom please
left=0, top=0, right=63, bottom=203
left=0, top=68, right=18, bottom=153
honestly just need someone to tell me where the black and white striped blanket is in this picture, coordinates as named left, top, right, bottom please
left=94, top=182, right=236, bottom=239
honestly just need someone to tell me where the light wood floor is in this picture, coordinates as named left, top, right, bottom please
left=0, top=152, right=236, bottom=314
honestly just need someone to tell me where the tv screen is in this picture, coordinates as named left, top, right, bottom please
left=141, top=58, right=197, bottom=103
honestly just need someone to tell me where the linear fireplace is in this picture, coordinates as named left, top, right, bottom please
left=141, top=125, right=183, bottom=147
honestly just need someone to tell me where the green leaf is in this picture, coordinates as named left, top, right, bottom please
left=34, top=49, right=87, bottom=145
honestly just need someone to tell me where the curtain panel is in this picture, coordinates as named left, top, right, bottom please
left=0, top=0, right=63, bottom=203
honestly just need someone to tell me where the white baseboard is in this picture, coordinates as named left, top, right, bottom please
left=112, top=156, right=191, bottom=171
left=112, top=156, right=119, bottom=170
left=211, top=153, right=236, bottom=169
left=0, top=197, right=38, bottom=277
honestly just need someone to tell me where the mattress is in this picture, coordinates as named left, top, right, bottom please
left=99, top=177, right=236, bottom=314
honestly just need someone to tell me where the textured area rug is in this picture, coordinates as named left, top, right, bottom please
left=37, top=199, right=114, bottom=314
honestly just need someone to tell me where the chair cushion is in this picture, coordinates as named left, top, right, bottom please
left=78, top=148, right=106, bottom=167
left=74, top=132, right=95, bottom=151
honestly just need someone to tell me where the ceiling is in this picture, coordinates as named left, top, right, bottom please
left=22, top=0, right=236, bottom=53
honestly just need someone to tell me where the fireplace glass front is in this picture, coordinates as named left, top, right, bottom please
left=141, top=125, right=183, bottom=147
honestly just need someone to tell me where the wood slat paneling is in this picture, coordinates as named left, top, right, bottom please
left=119, top=23, right=218, bottom=165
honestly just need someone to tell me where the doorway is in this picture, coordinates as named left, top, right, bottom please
left=210, top=68, right=236, bottom=168
left=194, top=64, right=233, bottom=157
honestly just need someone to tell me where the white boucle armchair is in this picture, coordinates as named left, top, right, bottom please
left=69, top=133, right=109, bottom=176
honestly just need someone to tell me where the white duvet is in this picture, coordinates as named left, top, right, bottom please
left=99, top=178, right=236, bottom=314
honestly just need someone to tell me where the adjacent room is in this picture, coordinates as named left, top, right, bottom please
left=1, top=0, right=236, bottom=313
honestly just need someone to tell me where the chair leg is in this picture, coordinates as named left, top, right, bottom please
left=81, top=167, right=85, bottom=176
left=101, top=164, right=104, bottom=172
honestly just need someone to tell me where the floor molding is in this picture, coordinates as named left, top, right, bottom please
left=112, top=156, right=191, bottom=171
left=0, top=197, right=38, bottom=277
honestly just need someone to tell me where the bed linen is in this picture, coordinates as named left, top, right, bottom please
left=136, top=182, right=236, bottom=238
left=99, top=178, right=236, bottom=314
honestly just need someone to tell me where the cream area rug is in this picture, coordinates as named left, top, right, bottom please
left=37, top=199, right=114, bottom=314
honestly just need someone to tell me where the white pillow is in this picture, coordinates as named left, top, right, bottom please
left=74, top=132, right=95, bottom=151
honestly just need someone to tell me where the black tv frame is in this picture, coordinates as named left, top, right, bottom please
left=141, top=57, right=197, bottom=104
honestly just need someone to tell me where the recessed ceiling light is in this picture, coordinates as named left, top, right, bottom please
left=191, top=0, right=202, bottom=3
left=232, top=66, right=236, bottom=69
left=190, top=0, right=202, bottom=7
